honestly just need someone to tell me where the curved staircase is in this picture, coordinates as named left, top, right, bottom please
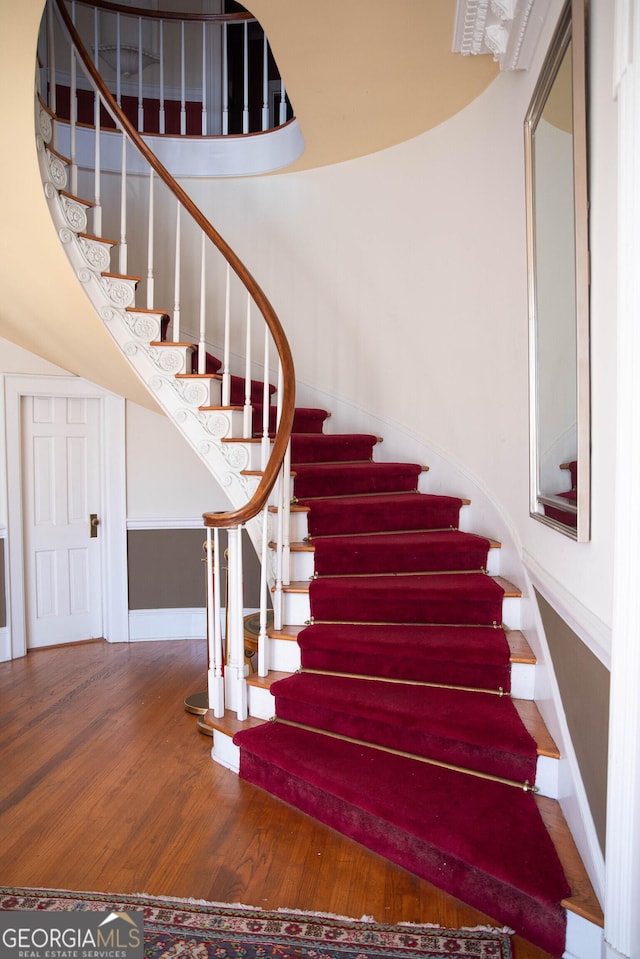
left=35, top=2, right=603, bottom=955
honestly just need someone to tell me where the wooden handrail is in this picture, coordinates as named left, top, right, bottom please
left=53, top=0, right=296, bottom=530
left=71, top=0, right=253, bottom=23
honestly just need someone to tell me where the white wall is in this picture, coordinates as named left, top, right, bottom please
left=125, top=402, right=231, bottom=521
left=170, top=0, right=616, bottom=657
left=0, top=337, right=227, bottom=525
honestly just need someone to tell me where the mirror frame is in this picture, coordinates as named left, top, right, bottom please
left=524, top=0, right=590, bottom=541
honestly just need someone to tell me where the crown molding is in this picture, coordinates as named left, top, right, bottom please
left=452, top=0, right=552, bottom=70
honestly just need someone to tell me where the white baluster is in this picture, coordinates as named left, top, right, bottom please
left=119, top=131, right=127, bottom=275
left=226, top=527, right=248, bottom=720
left=47, top=2, right=57, bottom=149
left=261, top=325, right=270, bottom=469
left=173, top=199, right=181, bottom=341
left=69, top=2, right=77, bottom=190
left=222, top=22, right=229, bottom=135
left=93, top=7, right=99, bottom=67
left=93, top=90, right=102, bottom=237
left=243, top=294, right=252, bottom=437
left=159, top=21, right=165, bottom=134
left=198, top=233, right=206, bottom=374
left=279, top=78, right=287, bottom=125
left=146, top=168, right=154, bottom=309
left=243, top=21, right=249, bottom=133
left=222, top=263, right=231, bottom=405
left=69, top=45, right=78, bottom=196
left=262, top=33, right=269, bottom=131
left=258, top=506, right=270, bottom=677
left=273, top=468, right=284, bottom=631
left=278, top=361, right=291, bottom=588
left=282, top=440, right=292, bottom=588
left=201, top=22, right=207, bottom=136
left=137, top=17, right=144, bottom=131
left=116, top=13, right=122, bottom=107
left=207, top=528, right=224, bottom=717
left=180, top=21, right=186, bottom=135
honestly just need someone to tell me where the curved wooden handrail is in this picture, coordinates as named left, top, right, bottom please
left=72, top=0, right=253, bottom=24
left=53, top=0, right=296, bottom=530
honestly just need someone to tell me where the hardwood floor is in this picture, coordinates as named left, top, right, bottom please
left=0, top=639, right=553, bottom=959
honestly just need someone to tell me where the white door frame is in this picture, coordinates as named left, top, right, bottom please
left=4, top=374, right=128, bottom=660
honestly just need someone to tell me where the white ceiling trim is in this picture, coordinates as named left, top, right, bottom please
left=453, top=0, right=552, bottom=71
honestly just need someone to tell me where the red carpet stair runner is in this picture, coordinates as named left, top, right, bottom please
left=230, top=409, right=573, bottom=957
left=543, top=460, right=578, bottom=529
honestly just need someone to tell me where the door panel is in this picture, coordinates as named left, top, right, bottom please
left=22, top=396, right=103, bottom=649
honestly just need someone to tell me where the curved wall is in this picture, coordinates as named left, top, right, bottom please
left=177, top=0, right=616, bottom=650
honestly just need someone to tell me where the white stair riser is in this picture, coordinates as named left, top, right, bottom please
left=283, top=547, right=501, bottom=582
left=221, top=441, right=265, bottom=471
left=285, top=504, right=473, bottom=544
left=564, top=910, right=604, bottom=959
left=282, top=590, right=521, bottom=631
left=247, top=683, right=277, bottom=720
left=210, top=730, right=240, bottom=773
left=535, top=754, right=560, bottom=799
left=510, top=661, right=535, bottom=700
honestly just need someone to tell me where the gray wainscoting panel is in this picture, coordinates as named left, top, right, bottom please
left=535, top=588, right=610, bottom=852
left=127, top=528, right=261, bottom=610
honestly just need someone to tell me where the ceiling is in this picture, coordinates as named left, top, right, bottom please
left=242, top=0, right=499, bottom=171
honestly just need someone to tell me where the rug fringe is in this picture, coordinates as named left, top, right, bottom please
left=0, top=888, right=513, bottom=938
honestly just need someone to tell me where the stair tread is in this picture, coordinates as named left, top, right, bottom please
left=535, top=795, right=604, bottom=926
left=202, top=708, right=263, bottom=737
left=59, top=188, right=95, bottom=207
left=270, top=672, right=538, bottom=784
left=125, top=306, right=170, bottom=315
left=299, top=492, right=467, bottom=538
left=45, top=143, right=71, bottom=165
left=235, top=721, right=570, bottom=955
left=101, top=271, right=141, bottom=282
left=282, top=573, right=515, bottom=592
left=513, top=699, right=560, bottom=758
left=78, top=231, right=118, bottom=246
left=291, top=461, right=427, bottom=498
left=507, top=630, right=536, bottom=663
left=284, top=670, right=556, bottom=758
left=268, top=624, right=304, bottom=640
left=247, top=670, right=290, bottom=690
left=284, top=534, right=501, bottom=551
left=308, top=529, right=497, bottom=577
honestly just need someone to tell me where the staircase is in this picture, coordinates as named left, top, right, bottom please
left=202, top=410, right=602, bottom=957
left=35, top=2, right=603, bottom=956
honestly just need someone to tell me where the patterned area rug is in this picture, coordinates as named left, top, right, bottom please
left=0, top=888, right=513, bottom=958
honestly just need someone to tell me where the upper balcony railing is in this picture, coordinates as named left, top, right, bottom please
left=39, top=0, right=294, bottom=140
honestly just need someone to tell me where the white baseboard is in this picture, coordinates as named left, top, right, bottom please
left=127, top=606, right=260, bottom=642
left=128, top=607, right=206, bottom=642
left=0, top=627, right=10, bottom=662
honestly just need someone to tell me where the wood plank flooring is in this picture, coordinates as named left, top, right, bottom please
left=0, top=639, right=553, bottom=959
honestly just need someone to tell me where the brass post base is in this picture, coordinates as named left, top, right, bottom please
left=183, top=691, right=209, bottom=715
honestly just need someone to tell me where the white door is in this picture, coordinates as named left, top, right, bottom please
left=22, top=395, right=103, bottom=649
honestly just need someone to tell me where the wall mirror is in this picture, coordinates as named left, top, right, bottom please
left=524, top=0, right=590, bottom=540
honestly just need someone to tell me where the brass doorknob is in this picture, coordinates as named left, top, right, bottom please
left=90, top=513, right=100, bottom=538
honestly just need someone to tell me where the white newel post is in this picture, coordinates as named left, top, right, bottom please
left=206, top=528, right=224, bottom=717
left=605, top=2, right=640, bottom=957
left=226, top=526, right=248, bottom=720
